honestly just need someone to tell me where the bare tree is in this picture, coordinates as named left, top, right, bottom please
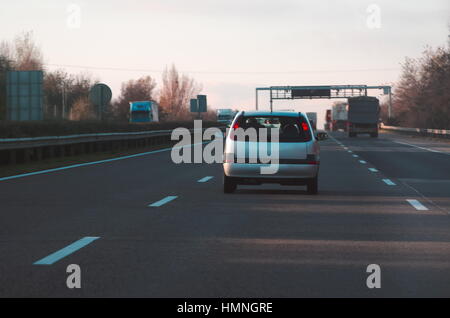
left=0, top=32, right=43, bottom=119
left=392, top=57, right=422, bottom=127
left=70, top=96, right=96, bottom=121
left=159, top=65, right=202, bottom=121
left=14, top=31, right=43, bottom=70
left=43, top=70, right=96, bottom=120
left=0, top=41, right=14, bottom=66
left=0, top=31, right=43, bottom=71
left=43, top=69, right=69, bottom=119
left=112, top=76, right=157, bottom=121
left=392, top=45, right=450, bottom=129
left=418, top=47, right=450, bottom=128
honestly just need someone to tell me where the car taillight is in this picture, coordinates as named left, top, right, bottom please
left=229, top=122, right=240, bottom=139
left=301, top=122, right=309, bottom=131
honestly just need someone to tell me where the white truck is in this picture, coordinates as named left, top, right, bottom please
left=331, top=103, right=348, bottom=131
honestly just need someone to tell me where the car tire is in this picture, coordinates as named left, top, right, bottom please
left=223, top=174, right=237, bottom=193
left=307, top=176, right=318, bottom=195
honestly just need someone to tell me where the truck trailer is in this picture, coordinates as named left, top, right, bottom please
left=324, top=109, right=331, bottom=131
left=331, top=103, right=348, bottom=132
left=347, top=96, right=380, bottom=138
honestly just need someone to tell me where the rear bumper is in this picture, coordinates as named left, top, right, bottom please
left=223, top=162, right=319, bottom=179
left=348, top=123, right=378, bottom=133
left=349, top=129, right=378, bottom=133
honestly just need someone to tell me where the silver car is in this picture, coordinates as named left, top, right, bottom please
left=223, top=111, right=321, bottom=194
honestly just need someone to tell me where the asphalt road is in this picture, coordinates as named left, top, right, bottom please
left=1, top=130, right=450, bottom=297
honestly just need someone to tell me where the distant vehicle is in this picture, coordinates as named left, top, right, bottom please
left=216, top=109, right=236, bottom=124
left=324, top=109, right=331, bottom=131
left=129, top=101, right=159, bottom=123
left=347, top=96, right=380, bottom=138
left=223, top=111, right=320, bottom=194
left=331, top=103, right=348, bottom=131
left=306, top=112, right=317, bottom=130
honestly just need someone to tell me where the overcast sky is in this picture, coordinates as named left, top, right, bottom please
left=1, top=0, right=449, bottom=126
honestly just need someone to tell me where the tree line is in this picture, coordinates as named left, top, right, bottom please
left=381, top=33, right=450, bottom=129
left=0, top=32, right=216, bottom=122
left=4, top=31, right=448, bottom=128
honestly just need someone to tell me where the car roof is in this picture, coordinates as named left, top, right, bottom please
left=241, top=111, right=304, bottom=118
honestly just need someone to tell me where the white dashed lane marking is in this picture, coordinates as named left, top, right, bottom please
left=149, top=196, right=178, bottom=207
left=406, top=199, right=429, bottom=211
left=198, top=176, right=214, bottom=183
left=383, top=179, right=396, bottom=186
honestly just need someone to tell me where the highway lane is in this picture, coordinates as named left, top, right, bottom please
left=333, top=131, right=450, bottom=214
left=1, top=131, right=450, bottom=297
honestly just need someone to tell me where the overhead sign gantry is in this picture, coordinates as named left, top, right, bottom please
left=255, top=85, right=393, bottom=118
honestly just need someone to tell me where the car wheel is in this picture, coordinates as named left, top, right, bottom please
left=307, top=176, right=318, bottom=195
left=223, top=174, right=237, bottom=193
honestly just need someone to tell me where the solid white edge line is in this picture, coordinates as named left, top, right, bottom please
left=394, top=140, right=447, bottom=155
left=0, top=141, right=210, bottom=182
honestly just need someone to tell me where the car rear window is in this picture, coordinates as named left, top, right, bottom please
left=235, top=115, right=312, bottom=142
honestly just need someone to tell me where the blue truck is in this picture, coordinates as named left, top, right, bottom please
left=129, top=101, right=159, bottom=123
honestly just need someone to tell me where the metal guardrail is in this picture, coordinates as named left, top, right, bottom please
left=0, top=128, right=209, bottom=150
left=0, top=127, right=223, bottom=166
left=381, top=124, right=450, bottom=137
left=0, top=130, right=174, bottom=143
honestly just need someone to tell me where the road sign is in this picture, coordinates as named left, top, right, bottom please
left=89, top=83, right=112, bottom=120
left=89, top=83, right=112, bottom=106
left=292, top=88, right=331, bottom=98
left=190, top=99, right=198, bottom=112
left=197, top=95, right=207, bottom=112
left=6, top=71, right=44, bottom=121
left=255, top=85, right=392, bottom=113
